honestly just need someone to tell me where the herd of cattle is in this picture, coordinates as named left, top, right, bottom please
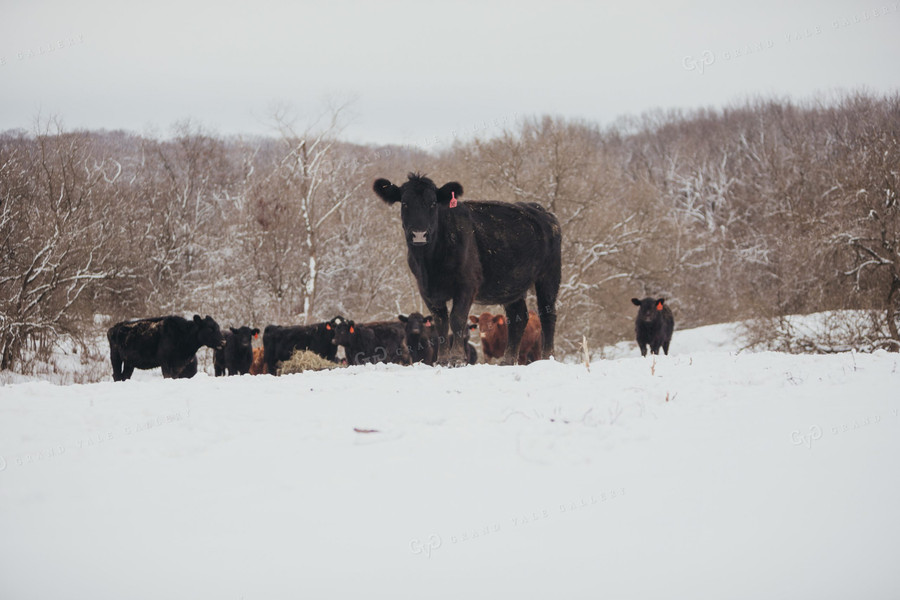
left=106, top=173, right=675, bottom=381
left=105, top=299, right=673, bottom=381
left=106, top=309, right=545, bottom=380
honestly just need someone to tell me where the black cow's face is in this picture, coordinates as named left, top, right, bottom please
left=230, top=326, right=259, bottom=353
left=632, top=297, right=665, bottom=322
left=373, top=174, right=463, bottom=247
left=328, top=316, right=355, bottom=346
left=401, top=184, right=439, bottom=246
left=194, top=315, right=226, bottom=349
left=399, top=312, right=432, bottom=338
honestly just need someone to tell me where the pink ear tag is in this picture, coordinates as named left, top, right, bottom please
left=449, top=191, right=458, bottom=208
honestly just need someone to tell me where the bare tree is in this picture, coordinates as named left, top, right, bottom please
left=244, top=105, right=364, bottom=324
left=0, top=121, right=122, bottom=370
left=832, top=94, right=900, bottom=349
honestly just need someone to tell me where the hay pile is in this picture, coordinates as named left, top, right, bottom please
left=276, top=350, right=341, bottom=376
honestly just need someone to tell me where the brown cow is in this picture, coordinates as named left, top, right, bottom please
left=468, top=311, right=542, bottom=365
left=249, top=347, right=267, bottom=375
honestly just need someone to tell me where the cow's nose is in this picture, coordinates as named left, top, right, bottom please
left=411, top=231, right=427, bottom=245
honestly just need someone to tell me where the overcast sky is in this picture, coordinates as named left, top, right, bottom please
left=1, top=0, right=897, bottom=148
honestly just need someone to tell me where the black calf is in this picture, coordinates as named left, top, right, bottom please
left=214, top=326, right=260, bottom=376
left=631, top=297, right=674, bottom=356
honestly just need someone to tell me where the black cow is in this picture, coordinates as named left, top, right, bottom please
left=374, top=174, right=562, bottom=365
left=107, top=315, right=225, bottom=381
left=262, top=322, right=337, bottom=376
left=330, top=316, right=410, bottom=365
left=464, top=340, right=478, bottom=365
left=214, top=326, right=260, bottom=376
left=398, top=312, right=439, bottom=365
left=631, top=297, right=674, bottom=356
left=399, top=312, right=477, bottom=366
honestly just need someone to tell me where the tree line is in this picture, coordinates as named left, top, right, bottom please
left=1, top=91, right=898, bottom=372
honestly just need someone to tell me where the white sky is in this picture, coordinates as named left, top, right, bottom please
left=1, top=0, right=898, bottom=148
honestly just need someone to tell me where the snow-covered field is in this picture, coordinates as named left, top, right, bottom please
left=1, top=323, right=899, bottom=599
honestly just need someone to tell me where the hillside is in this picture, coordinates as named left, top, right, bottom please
left=1, top=321, right=898, bottom=599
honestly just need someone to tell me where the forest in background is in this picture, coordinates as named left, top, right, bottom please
left=1, top=91, right=898, bottom=372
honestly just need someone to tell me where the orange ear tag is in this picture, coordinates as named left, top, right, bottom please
left=656, top=302, right=663, bottom=311
left=350, top=326, right=355, bottom=334
left=326, top=324, right=331, bottom=330
left=449, top=191, right=458, bottom=208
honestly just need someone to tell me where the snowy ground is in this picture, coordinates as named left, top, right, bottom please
left=1, top=324, right=899, bottom=599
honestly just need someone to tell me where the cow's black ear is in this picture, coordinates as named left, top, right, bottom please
left=373, top=178, right=401, bottom=204
left=424, top=316, right=433, bottom=325
left=230, top=327, right=238, bottom=334
left=436, top=182, right=463, bottom=205
left=398, top=314, right=408, bottom=323
left=193, top=314, right=203, bottom=324
left=631, top=298, right=641, bottom=306
left=252, top=328, right=260, bottom=336
left=657, top=298, right=666, bottom=305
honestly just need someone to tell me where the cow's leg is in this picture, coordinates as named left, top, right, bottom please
left=502, top=299, right=528, bottom=365
left=264, top=346, right=279, bottom=376
left=121, top=362, right=135, bottom=380
left=663, top=339, right=671, bottom=355
left=426, top=302, right=450, bottom=365
left=535, top=277, right=559, bottom=360
left=448, top=290, right=476, bottom=366
left=652, top=333, right=665, bottom=355
left=110, top=348, right=123, bottom=381
left=179, top=357, right=198, bottom=378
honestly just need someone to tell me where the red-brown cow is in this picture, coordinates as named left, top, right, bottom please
left=468, top=311, right=542, bottom=365
left=249, top=347, right=267, bottom=375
